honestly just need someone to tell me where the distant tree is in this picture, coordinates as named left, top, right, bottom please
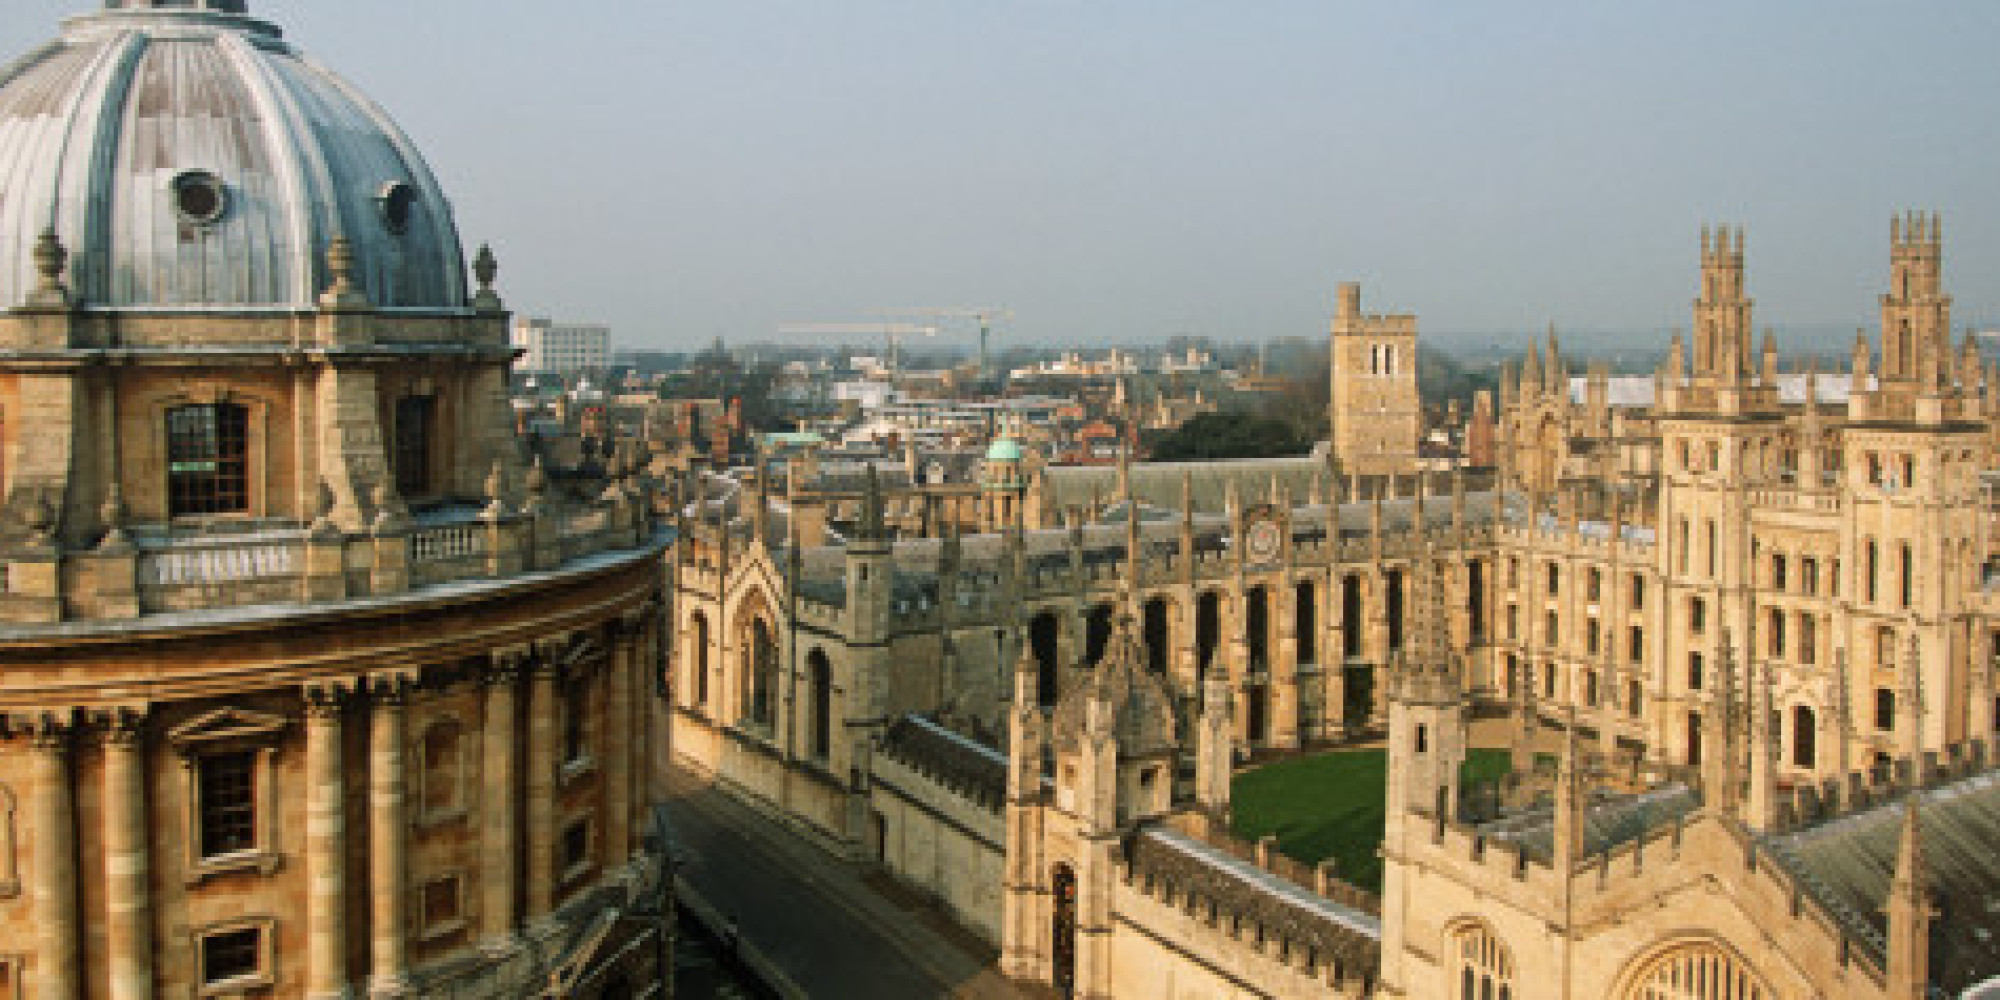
left=1146, top=412, right=1312, bottom=461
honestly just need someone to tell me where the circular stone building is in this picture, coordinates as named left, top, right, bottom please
left=0, top=2, right=670, bottom=997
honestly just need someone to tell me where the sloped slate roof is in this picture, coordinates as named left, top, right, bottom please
left=1763, top=770, right=2000, bottom=995
left=1127, top=827, right=1381, bottom=972
left=878, top=714, right=1007, bottom=811
left=1480, top=783, right=1700, bottom=862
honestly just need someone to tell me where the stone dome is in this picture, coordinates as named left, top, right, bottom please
left=0, top=0, right=468, bottom=310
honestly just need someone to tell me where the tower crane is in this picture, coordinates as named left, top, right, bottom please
left=777, top=322, right=939, bottom=383
left=876, top=307, right=1013, bottom=382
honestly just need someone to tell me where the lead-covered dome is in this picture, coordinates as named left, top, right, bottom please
left=0, top=0, right=468, bottom=310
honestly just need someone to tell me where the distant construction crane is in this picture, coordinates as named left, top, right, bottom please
left=777, top=322, right=939, bottom=383
left=876, top=307, right=1013, bottom=382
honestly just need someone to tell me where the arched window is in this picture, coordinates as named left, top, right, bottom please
left=807, top=649, right=833, bottom=761
left=1623, top=940, right=1771, bottom=1000
left=1686, top=712, right=1703, bottom=766
left=1085, top=604, right=1115, bottom=665
left=1032, top=611, right=1062, bottom=706
left=1144, top=598, right=1173, bottom=674
left=1791, top=706, right=1816, bottom=769
left=166, top=403, right=250, bottom=516
left=691, top=613, right=711, bottom=708
left=1451, top=922, right=1516, bottom=1000
left=1798, top=614, right=1816, bottom=665
left=1294, top=583, right=1317, bottom=666
left=747, top=618, right=778, bottom=730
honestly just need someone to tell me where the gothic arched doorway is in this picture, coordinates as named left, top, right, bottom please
left=1051, top=864, right=1078, bottom=996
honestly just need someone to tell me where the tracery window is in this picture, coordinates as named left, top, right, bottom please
left=167, top=403, right=249, bottom=516
left=1451, top=922, right=1516, bottom=1000
left=1624, top=941, right=1770, bottom=1000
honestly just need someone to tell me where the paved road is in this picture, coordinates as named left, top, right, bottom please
left=663, top=766, right=1032, bottom=1000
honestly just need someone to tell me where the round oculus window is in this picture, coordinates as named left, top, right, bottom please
left=379, top=182, right=417, bottom=235
left=171, top=171, right=227, bottom=225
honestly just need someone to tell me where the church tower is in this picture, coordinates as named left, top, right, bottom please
left=1880, top=212, right=1951, bottom=388
left=1328, top=282, right=1420, bottom=475
left=1692, top=225, right=1753, bottom=384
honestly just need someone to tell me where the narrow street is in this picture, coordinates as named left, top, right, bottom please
left=663, top=767, right=1033, bottom=999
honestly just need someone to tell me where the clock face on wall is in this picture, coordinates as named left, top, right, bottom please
left=1246, top=517, right=1282, bottom=564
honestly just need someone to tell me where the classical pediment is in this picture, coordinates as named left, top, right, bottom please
left=166, top=707, right=289, bottom=750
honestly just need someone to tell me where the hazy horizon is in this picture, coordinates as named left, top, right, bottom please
left=6, top=1, right=1999, bottom=352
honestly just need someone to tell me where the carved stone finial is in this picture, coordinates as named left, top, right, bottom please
left=31, top=227, right=70, bottom=306
left=370, top=480, right=407, bottom=533
left=309, top=478, right=340, bottom=537
left=23, top=488, right=57, bottom=552
left=97, top=482, right=132, bottom=553
left=526, top=454, right=548, bottom=497
left=483, top=460, right=508, bottom=520
left=319, top=235, right=369, bottom=309
left=472, top=243, right=503, bottom=311
left=474, top=243, right=498, bottom=291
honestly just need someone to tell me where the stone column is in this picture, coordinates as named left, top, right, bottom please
left=525, top=654, right=560, bottom=929
left=29, top=720, right=80, bottom=1000
left=304, top=686, right=349, bottom=999
left=102, top=710, right=154, bottom=1000
left=605, top=620, right=637, bottom=867
left=368, top=677, right=411, bottom=997
left=1272, top=580, right=1300, bottom=749
left=480, top=658, right=522, bottom=952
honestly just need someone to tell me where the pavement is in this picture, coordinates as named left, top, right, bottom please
left=663, top=765, right=1036, bottom=1000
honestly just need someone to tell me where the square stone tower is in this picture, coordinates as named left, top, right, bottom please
left=1328, top=281, right=1421, bottom=474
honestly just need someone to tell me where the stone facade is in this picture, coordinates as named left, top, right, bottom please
left=0, top=3, right=674, bottom=996
left=670, top=218, right=2000, bottom=999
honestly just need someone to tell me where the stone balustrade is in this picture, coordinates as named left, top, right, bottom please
left=0, top=496, right=659, bottom=627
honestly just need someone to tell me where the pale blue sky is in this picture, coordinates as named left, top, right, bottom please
left=7, top=1, right=2000, bottom=351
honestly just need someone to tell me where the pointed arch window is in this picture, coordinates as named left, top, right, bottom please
left=1451, top=922, right=1516, bottom=1000
left=1792, top=706, right=1817, bottom=769
left=1623, top=940, right=1770, bottom=999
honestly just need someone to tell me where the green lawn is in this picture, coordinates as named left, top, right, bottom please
left=1229, top=749, right=1511, bottom=894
